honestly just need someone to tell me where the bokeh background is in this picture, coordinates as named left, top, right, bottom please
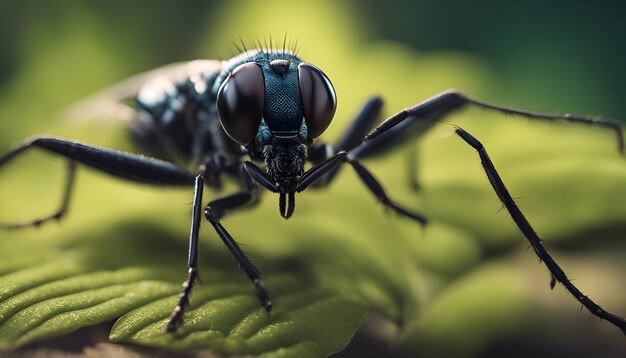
left=0, top=1, right=625, bottom=357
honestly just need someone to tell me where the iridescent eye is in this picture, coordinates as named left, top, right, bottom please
left=216, top=63, right=265, bottom=145
left=298, top=63, right=336, bottom=138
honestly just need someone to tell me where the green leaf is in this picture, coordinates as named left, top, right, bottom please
left=0, top=202, right=475, bottom=355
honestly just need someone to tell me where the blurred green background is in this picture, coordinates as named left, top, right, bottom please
left=0, top=1, right=625, bottom=357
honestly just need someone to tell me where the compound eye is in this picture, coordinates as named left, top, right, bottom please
left=298, top=63, right=336, bottom=138
left=216, top=63, right=265, bottom=145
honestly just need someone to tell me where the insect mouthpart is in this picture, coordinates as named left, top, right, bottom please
left=278, top=191, right=296, bottom=219
left=260, top=137, right=307, bottom=219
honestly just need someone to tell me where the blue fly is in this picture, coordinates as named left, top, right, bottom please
left=1, top=47, right=624, bottom=334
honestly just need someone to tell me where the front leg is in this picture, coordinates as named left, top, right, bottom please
left=166, top=165, right=272, bottom=332
left=166, top=174, right=204, bottom=332
left=204, top=194, right=272, bottom=313
left=297, top=152, right=427, bottom=226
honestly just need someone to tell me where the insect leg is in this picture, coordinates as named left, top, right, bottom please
left=361, top=90, right=623, bottom=156
left=203, top=188, right=272, bottom=314
left=454, top=127, right=626, bottom=334
left=297, top=152, right=427, bottom=225
left=0, top=135, right=195, bottom=229
left=347, top=158, right=427, bottom=225
left=167, top=163, right=273, bottom=332
left=166, top=174, right=204, bottom=333
left=0, top=135, right=196, bottom=185
left=0, top=160, right=76, bottom=229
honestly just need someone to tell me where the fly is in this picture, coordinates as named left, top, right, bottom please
left=1, top=47, right=624, bottom=334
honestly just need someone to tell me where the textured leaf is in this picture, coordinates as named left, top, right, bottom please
left=0, top=198, right=474, bottom=355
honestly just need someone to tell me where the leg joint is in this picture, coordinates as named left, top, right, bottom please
left=455, top=128, right=483, bottom=150
left=204, top=206, right=220, bottom=224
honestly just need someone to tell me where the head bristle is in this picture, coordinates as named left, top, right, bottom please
left=228, top=35, right=300, bottom=62
left=269, top=34, right=273, bottom=53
